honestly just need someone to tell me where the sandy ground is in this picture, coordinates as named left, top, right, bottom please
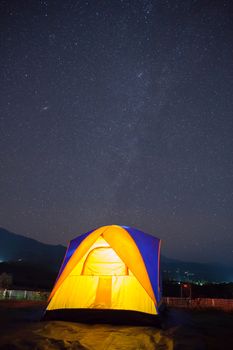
left=0, top=301, right=232, bottom=349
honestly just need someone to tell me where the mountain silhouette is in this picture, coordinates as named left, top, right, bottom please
left=0, top=227, right=232, bottom=283
left=0, top=227, right=65, bottom=270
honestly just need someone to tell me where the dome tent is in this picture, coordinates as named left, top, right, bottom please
left=44, top=225, right=162, bottom=324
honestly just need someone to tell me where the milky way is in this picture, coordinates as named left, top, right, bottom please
left=1, top=0, right=233, bottom=264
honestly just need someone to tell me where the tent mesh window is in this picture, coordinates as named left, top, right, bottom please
left=82, top=247, right=129, bottom=276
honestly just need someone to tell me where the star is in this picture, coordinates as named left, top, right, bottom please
left=0, top=0, right=232, bottom=266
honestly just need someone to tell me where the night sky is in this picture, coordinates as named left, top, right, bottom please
left=1, top=0, right=233, bottom=265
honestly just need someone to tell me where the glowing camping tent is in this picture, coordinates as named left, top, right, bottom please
left=45, top=225, right=162, bottom=322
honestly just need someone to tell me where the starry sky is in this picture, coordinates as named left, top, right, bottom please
left=1, top=0, right=233, bottom=265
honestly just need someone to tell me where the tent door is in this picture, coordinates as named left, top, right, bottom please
left=94, top=276, right=112, bottom=308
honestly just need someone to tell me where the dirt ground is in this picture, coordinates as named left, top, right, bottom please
left=0, top=301, right=232, bottom=349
